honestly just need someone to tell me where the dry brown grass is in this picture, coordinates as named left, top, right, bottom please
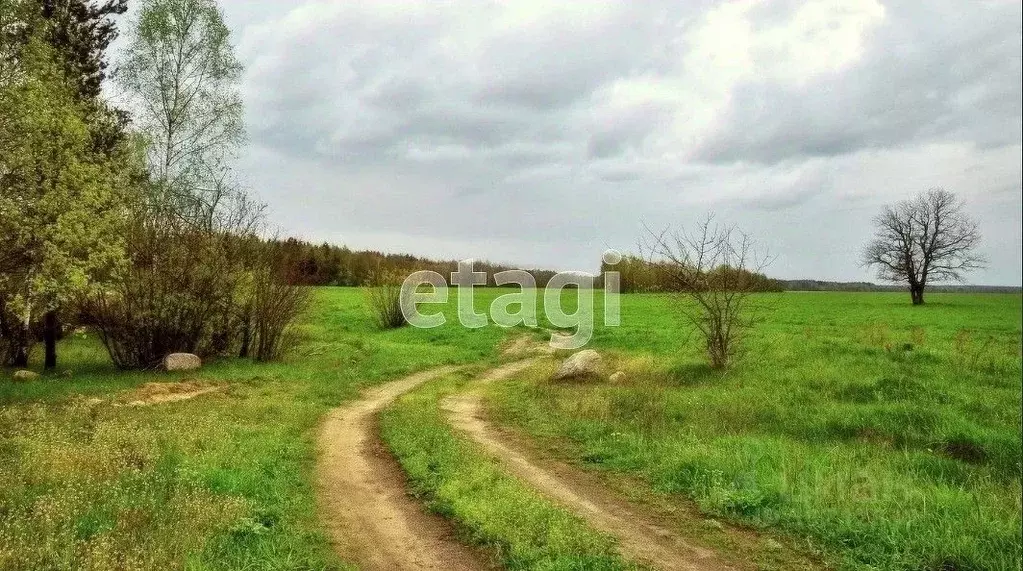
left=117, top=380, right=226, bottom=406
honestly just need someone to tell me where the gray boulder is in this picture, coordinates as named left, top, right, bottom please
left=552, top=349, right=603, bottom=381
left=164, top=353, right=201, bottom=372
left=12, top=370, right=39, bottom=382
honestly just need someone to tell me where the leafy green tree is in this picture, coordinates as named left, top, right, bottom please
left=3, top=0, right=132, bottom=368
left=37, top=0, right=128, bottom=101
left=0, top=33, right=130, bottom=367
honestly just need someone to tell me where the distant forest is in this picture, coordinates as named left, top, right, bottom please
left=277, top=239, right=1020, bottom=293
left=276, top=238, right=560, bottom=286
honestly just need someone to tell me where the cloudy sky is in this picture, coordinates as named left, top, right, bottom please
left=205, top=1, right=1019, bottom=283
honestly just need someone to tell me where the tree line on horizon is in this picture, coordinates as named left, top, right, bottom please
left=273, top=236, right=1010, bottom=294
left=601, top=254, right=783, bottom=294
left=274, top=238, right=561, bottom=287
left=775, top=280, right=1017, bottom=294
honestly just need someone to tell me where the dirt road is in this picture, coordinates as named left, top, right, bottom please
left=442, top=361, right=737, bottom=571
left=315, top=366, right=493, bottom=571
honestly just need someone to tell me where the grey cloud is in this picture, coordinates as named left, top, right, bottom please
left=468, top=5, right=683, bottom=110
left=240, top=3, right=692, bottom=170
left=587, top=101, right=677, bottom=159
left=695, top=2, right=1022, bottom=164
left=740, top=186, right=820, bottom=212
left=226, top=1, right=1021, bottom=285
left=594, top=168, right=643, bottom=183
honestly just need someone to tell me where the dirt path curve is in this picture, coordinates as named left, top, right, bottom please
left=316, top=366, right=493, bottom=571
left=442, top=360, right=737, bottom=571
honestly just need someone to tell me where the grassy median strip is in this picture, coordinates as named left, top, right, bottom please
left=380, top=369, right=638, bottom=571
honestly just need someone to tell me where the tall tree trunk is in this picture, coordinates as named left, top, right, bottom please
left=13, top=304, right=31, bottom=367
left=44, top=310, right=58, bottom=369
left=910, top=284, right=925, bottom=305
left=12, top=321, right=30, bottom=367
left=238, top=304, right=251, bottom=358
left=12, top=328, right=30, bottom=367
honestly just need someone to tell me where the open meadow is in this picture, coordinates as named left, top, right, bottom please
left=2, top=288, right=1020, bottom=570
left=3, top=2, right=1021, bottom=570
left=486, top=292, right=1023, bottom=570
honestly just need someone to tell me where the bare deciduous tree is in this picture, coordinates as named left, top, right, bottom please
left=862, top=188, right=985, bottom=305
left=642, top=217, right=769, bottom=369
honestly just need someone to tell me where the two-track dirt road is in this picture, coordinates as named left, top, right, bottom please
left=315, top=366, right=494, bottom=571
left=315, top=360, right=741, bottom=571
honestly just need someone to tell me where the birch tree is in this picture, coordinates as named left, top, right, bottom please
left=115, top=0, right=244, bottom=229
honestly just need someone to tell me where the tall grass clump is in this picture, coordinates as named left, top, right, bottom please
left=366, top=276, right=407, bottom=330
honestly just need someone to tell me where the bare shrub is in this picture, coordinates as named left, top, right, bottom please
left=642, top=217, right=769, bottom=369
left=82, top=222, right=246, bottom=368
left=366, top=273, right=407, bottom=330
left=246, top=245, right=310, bottom=361
left=80, top=186, right=272, bottom=368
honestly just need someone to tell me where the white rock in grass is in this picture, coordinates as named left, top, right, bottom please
left=12, top=370, right=39, bottom=382
left=609, top=371, right=627, bottom=384
left=164, top=353, right=201, bottom=371
left=552, top=350, right=603, bottom=381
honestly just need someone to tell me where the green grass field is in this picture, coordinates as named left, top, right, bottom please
left=0, top=289, right=507, bottom=570
left=488, top=292, right=1023, bottom=570
left=1, top=288, right=1020, bottom=570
